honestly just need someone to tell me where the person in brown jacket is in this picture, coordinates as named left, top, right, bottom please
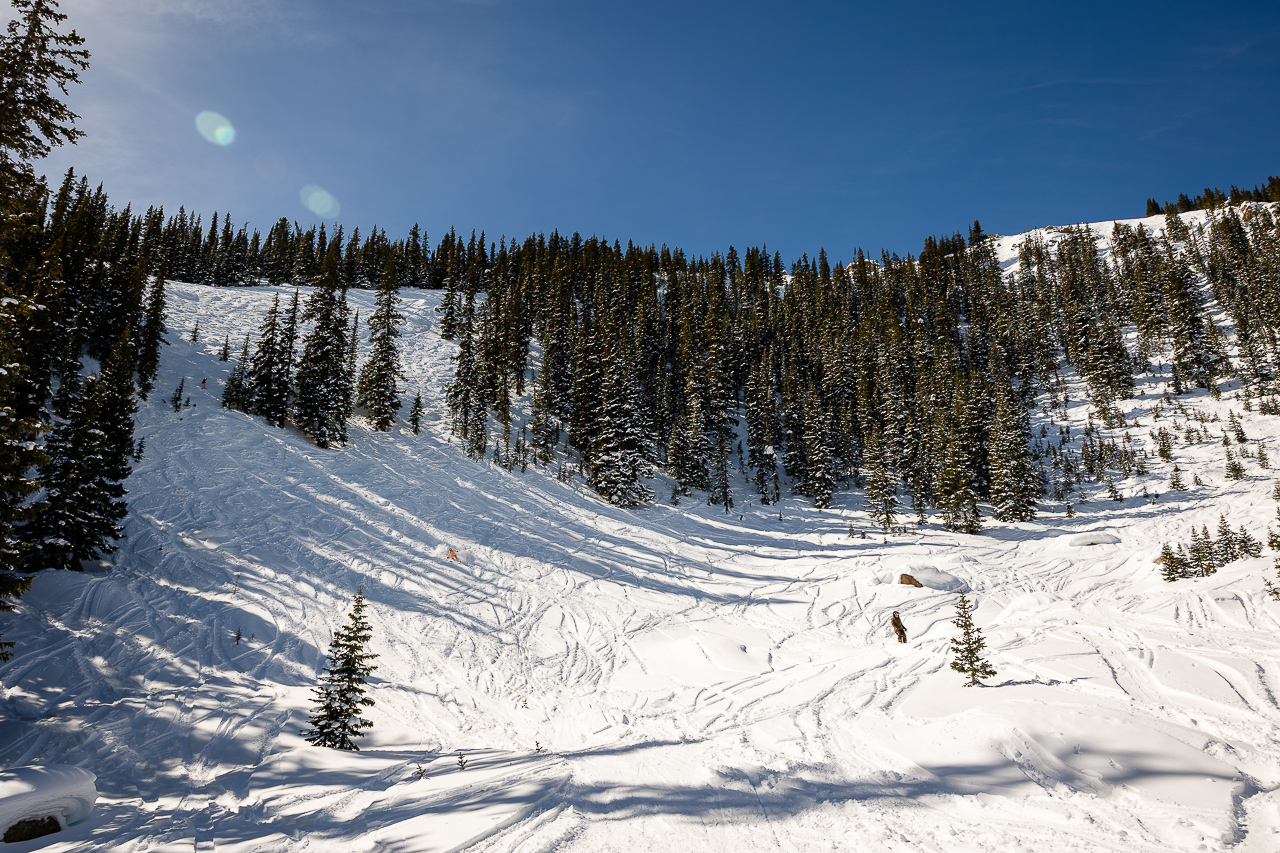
left=891, top=611, right=907, bottom=643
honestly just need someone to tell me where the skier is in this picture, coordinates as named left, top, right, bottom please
left=891, top=611, right=907, bottom=643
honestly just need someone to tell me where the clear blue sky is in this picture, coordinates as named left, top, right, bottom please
left=33, top=0, right=1280, bottom=261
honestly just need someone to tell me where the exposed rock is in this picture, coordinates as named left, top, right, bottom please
left=899, top=573, right=924, bottom=588
left=4, top=815, right=61, bottom=843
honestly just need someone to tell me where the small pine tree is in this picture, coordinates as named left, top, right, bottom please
left=1169, top=465, right=1186, bottom=490
left=303, top=588, right=378, bottom=751
left=189, top=320, right=199, bottom=343
left=170, top=377, right=185, bottom=413
left=221, top=335, right=252, bottom=411
left=219, top=334, right=231, bottom=362
left=1225, top=449, right=1247, bottom=481
left=409, top=393, right=423, bottom=435
left=949, top=593, right=997, bottom=687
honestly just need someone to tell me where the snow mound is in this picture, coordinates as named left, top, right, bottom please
left=0, top=765, right=97, bottom=835
left=1068, top=531, right=1121, bottom=546
left=903, top=567, right=968, bottom=592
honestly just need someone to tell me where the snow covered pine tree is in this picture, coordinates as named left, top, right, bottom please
left=304, top=588, right=378, bottom=750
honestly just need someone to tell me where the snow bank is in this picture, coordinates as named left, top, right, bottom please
left=0, top=765, right=97, bottom=836
left=904, top=566, right=968, bottom=592
left=1068, top=531, right=1121, bottom=546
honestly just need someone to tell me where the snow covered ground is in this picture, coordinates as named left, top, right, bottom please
left=3, top=211, right=1280, bottom=851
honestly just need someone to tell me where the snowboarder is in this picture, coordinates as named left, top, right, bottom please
left=891, top=611, right=907, bottom=643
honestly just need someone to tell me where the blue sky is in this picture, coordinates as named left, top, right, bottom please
left=34, top=0, right=1280, bottom=261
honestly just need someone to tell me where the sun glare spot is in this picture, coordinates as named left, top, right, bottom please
left=300, top=184, right=340, bottom=219
left=195, top=111, right=236, bottom=146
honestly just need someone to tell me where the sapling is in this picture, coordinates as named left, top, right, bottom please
left=950, top=594, right=997, bottom=687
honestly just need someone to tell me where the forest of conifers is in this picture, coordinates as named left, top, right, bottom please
left=3, top=166, right=1280, bottom=592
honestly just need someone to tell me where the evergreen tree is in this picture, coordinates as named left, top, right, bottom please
left=134, top=255, right=167, bottom=400
left=862, top=428, right=899, bottom=536
left=589, top=339, right=654, bottom=508
left=357, top=256, right=404, bottom=431
left=247, top=294, right=291, bottom=427
left=221, top=334, right=252, bottom=411
left=295, top=248, right=352, bottom=448
left=23, top=331, right=134, bottom=571
left=0, top=0, right=90, bottom=210
left=988, top=385, right=1039, bottom=522
left=937, top=427, right=982, bottom=534
left=949, top=593, right=997, bottom=687
left=303, top=587, right=378, bottom=751
left=408, top=392, right=423, bottom=435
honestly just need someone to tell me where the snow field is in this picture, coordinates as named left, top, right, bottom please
left=2, top=210, right=1280, bottom=850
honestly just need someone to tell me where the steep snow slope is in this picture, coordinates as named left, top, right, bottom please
left=3, top=211, right=1280, bottom=852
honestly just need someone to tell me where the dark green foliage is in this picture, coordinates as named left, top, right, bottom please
left=862, top=429, right=899, bottom=535
left=247, top=295, right=292, bottom=427
left=408, top=393, right=423, bottom=435
left=221, top=335, right=252, bottom=411
left=134, top=256, right=167, bottom=399
left=1162, top=517, right=1262, bottom=581
left=23, top=331, right=134, bottom=572
left=303, top=588, right=378, bottom=751
left=357, top=255, right=405, bottom=431
left=295, top=248, right=353, bottom=448
left=950, top=593, right=997, bottom=687
left=989, top=384, right=1039, bottom=522
left=0, top=0, right=89, bottom=210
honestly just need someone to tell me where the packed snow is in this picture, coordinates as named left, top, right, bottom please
left=3, top=211, right=1280, bottom=851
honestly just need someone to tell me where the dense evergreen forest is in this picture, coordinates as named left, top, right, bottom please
left=4, top=1, right=1280, bottom=655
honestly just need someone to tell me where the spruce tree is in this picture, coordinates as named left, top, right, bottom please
left=303, top=588, right=378, bottom=751
left=0, top=0, right=90, bottom=210
left=357, top=256, right=404, bottom=431
left=950, top=593, right=997, bottom=687
left=134, top=255, right=167, bottom=400
left=408, top=393, right=423, bottom=435
left=988, top=386, right=1039, bottom=522
left=863, top=428, right=899, bottom=536
left=247, top=295, right=290, bottom=426
left=589, top=340, right=654, bottom=508
left=24, top=331, right=134, bottom=571
left=295, top=247, right=353, bottom=448
left=221, top=334, right=252, bottom=411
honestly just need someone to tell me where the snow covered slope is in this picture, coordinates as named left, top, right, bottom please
left=3, top=211, right=1280, bottom=852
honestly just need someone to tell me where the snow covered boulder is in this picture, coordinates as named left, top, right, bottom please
left=0, top=765, right=97, bottom=842
left=905, top=567, right=968, bottom=592
left=1069, top=531, right=1121, bottom=547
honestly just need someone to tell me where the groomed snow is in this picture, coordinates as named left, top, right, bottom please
left=2, top=210, right=1280, bottom=851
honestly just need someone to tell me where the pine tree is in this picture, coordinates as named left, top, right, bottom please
left=303, top=588, right=378, bottom=751
left=23, top=331, right=134, bottom=571
left=408, top=393, right=423, bottom=435
left=295, top=247, right=352, bottom=448
left=357, top=256, right=404, bottom=431
left=134, top=255, right=167, bottom=400
left=863, top=429, right=899, bottom=536
left=247, top=295, right=291, bottom=427
left=218, top=334, right=230, bottom=361
left=221, top=334, right=252, bottom=411
left=988, top=385, right=1039, bottom=522
left=588, top=341, right=654, bottom=508
left=937, top=428, right=982, bottom=534
left=949, top=593, right=997, bottom=687
left=0, top=0, right=90, bottom=209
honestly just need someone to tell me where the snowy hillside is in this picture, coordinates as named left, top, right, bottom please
left=3, top=210, right=1280, bottom=852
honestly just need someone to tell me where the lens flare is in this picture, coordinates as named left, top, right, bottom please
left=195, top=111, right=236, bottom=146
left=300, top=184, right=340, bottom=219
